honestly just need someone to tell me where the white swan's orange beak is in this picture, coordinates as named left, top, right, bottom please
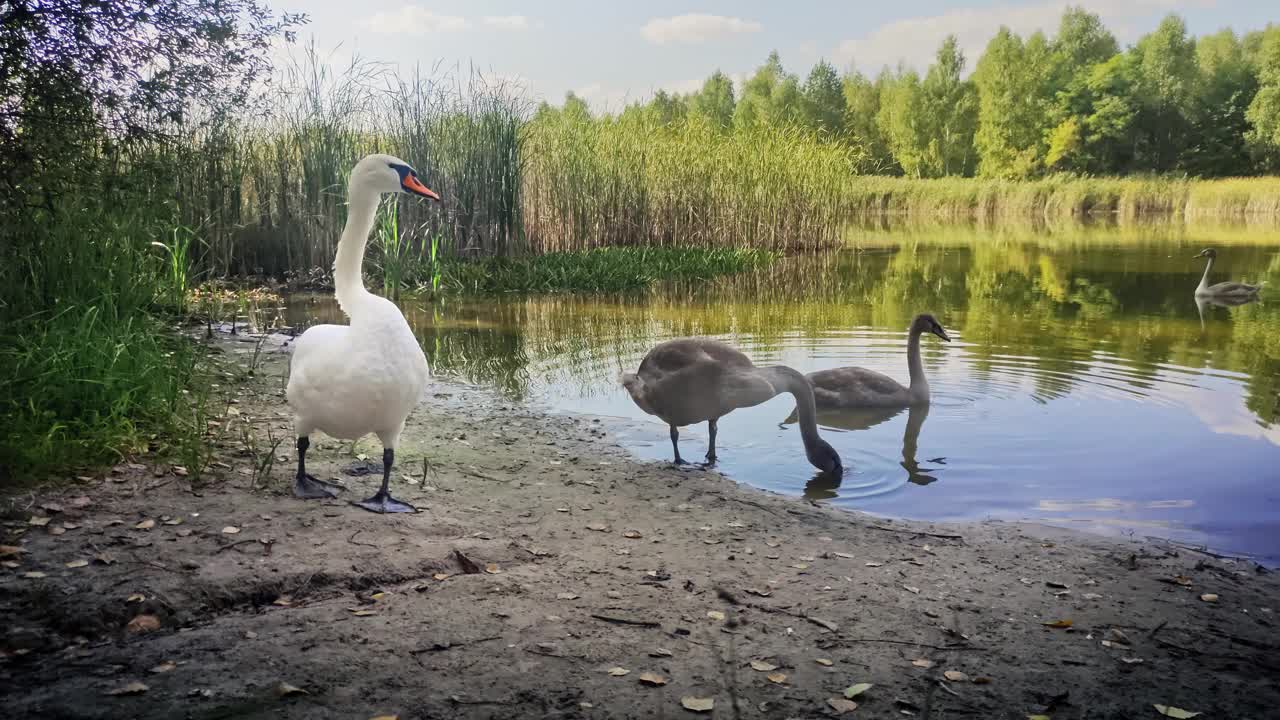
left=402, top=174, right=440, bottom=201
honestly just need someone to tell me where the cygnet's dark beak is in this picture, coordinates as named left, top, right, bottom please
left=933, top=326, right=952, bottom=342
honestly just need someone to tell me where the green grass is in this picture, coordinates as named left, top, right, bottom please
left=421, top=246, right=778, bottom=294
left=0, top=191, right=200, bottom=483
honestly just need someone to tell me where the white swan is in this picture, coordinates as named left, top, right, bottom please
left=286, top=154, right=439, bottom=513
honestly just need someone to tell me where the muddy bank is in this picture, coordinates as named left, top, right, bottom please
left=2, top=333, right=1278, bottom=720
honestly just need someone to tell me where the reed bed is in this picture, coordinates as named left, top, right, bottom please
left=522, top=113, right=857, bottom=252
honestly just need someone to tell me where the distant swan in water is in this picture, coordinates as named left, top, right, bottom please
left=286, top=154, right=440, bottom=514
left=619, top=338, right=842, bottom=473
left=1194, top=248, right=1261, bottom=298
left=806, top=314, right=951, bottom=409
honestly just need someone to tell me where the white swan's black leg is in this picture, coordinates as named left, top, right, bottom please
left=702, top=419, right=718, bottom=466
left=353, top=448, right=417, bottom=514
left=293, top=436, right=342, bottom=499
left=669, top=425, right=687, bottom=465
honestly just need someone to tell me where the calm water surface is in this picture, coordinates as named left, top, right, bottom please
left=285, top=221, right=1280, bottom=563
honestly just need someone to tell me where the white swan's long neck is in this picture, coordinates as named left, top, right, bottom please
left=907, top=328, right=929, bottom=403
left=1197, top=255, right=1214, bottom=294
left=334, top=178, right=382, bottom=316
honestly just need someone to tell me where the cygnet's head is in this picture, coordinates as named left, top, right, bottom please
left=1194, top=248, right=1217, bottom=260
left=910, top=313, right=951, bottom=342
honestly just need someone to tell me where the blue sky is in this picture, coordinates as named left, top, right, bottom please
left=283, top=1, right=1275, bottom=110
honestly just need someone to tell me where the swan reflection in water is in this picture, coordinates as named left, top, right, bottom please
left=782, top=404, right=943, bottom=500
left=1196, top=293, right=1260, bottom=331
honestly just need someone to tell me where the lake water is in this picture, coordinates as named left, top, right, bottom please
left=281, top=220, right=1280, bottom=564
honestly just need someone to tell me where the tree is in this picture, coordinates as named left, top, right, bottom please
left=691, top=71, right=736, bottom=130
left=1185, top=30, right=1256, bottom=175
left=1047, top=54, right=1140, bottom=173
left=735, top=51, right=786, bottom=130
left=973, top=28, right=1055, bottom=177
left=646, top=90, right=688, bottom=126
left=876, top=66, right=931, bottom=177
left=843, top=69, right=896, bottom=173
left=0, top=0, right=304, bottom=218
left=802, top=60, right=846, bottom=135
left=1129, top=14, right=1200, bottom=171
left=1246, top=26, right=1280, bottom=170
left=920, top=36, right=977, bottom=176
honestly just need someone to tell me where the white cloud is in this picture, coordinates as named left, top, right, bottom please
left=482, top=15, right=534, bottom=31
left=362, top=6, right=469, bottom=35
left=834, top=0, right=1214, bottom=74
left=641, top=14, right=763, bottom=45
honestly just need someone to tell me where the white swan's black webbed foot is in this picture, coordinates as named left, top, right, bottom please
left=293, top=436, right=341, bottom=499
left=352, top=448, right=417, bottom=514
left=294, top=473, right=340, bottom=499
left=353, top=490, right=417, bottom=514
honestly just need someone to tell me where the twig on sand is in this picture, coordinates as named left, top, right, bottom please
left=590, top=613, right=661, bottom=628
left=937, top=680, right=963, bottom=698
left=348, top=529, right=378, bottom=548
left=456, top=467, right=504, bottom=483
left=1148, top=620, right=1168, bottom=639
left=737, top=600, right=840, bottom=633
left=869, top=525, right=964, bottom=541
left=216, top=538, right=261, bottom=553
left=849, top=637, right=978, bottom=651
left=410, top=635, right=502, bottom=655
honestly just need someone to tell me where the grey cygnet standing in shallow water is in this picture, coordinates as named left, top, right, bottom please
left=620, top=338, right=842, bottom=473
left=805, top=313, right=951, bottom=409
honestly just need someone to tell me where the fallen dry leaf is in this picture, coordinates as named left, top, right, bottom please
left=1082, top=592, right=1103, bottom=600
left=912, top=659, right=934, bottom=668
left=844, top=682, right=873, bottom=698
left=766, top=672, right=787, bottom=684
left=134, top=519, right=155, bottom=530
left=484, top=563, right=501, bottom=574
left=28, top=516, right=51, bottom=527
left=749, top=660, right=778, bottom=672
left=432, top=573, right=449, bottom=581
left=827, top=697, right=858, bottom=714
left=639, top=672, right=668, bottom=686
left=275, top=682, right=308, bottom=697
left=163, top=518, right=183, bottom=526
left=221, top=526, right=241, bottom=535
left=706, top=610, right=725, bottom=622
left=1042, top=619, right=1073, bottom=629
left=790, top=563, right=809, bottom=569
left=681, top=696, right=714, bottom=713
left=0, top=545, right=24, bottom=558
left=943, top=670, right=969, bottom=682
left=127, top=614, right=161, bottom=634
left=23, top=571, right=47, bottom=579
left=607, top=667, right=630, bottom=677
left=149, top=661, right=177, bottom=674
left=834, top=551, right=854, bottom=559
left=369, top=716, right=399, bottom=720
left=815, top=658, right=833, bottom=666
left=650, top=648, right=673, bottom=658
left=556, top=592, right=579, bottom=600
left=1199, top=594, right=1218, bottom=603
left=623, top=530, right=642, bottom=539
left=105, top=681, right=149, bottom=696
left=1153, top=705, right=1201, bottom=719
left=864, top=561, right=883, bottom=567
left=127, top=593, right=145, bottom=603
left=903, top=585, right=921, bottom=594
left=586, top=522, right=609, bottom=532
left=348, top=609, right=377, bottom=617
left=65, top=559, right=89, bottom=568
left=48, top=526, right=66, bottom=536
left=272, top=595, right=293, bottom=607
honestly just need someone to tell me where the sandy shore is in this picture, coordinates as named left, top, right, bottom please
left=2, top=332, right=1277, bottom=719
